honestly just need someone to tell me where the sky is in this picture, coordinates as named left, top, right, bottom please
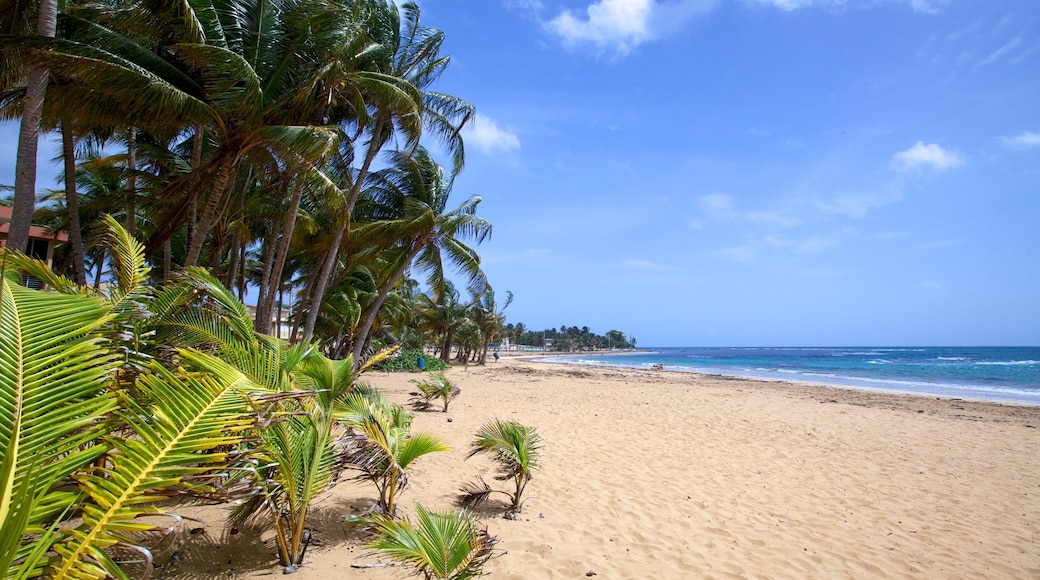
left=2, top=0, right=1039, bottom=347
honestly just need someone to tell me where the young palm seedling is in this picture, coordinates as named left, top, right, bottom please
left=411, top=373, right=461, bottom=412
left=367, top=503, right=498, bottom=580
left=459, top=419, right=543, bottom=514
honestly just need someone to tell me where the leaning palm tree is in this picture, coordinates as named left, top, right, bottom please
left=460, top=420, right=543, bottom=514
left=350, top=147, right=491, bottom=363
left=367, top=503, right=498, bottom=580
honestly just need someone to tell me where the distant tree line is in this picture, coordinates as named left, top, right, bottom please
left=499, top=323, right=635, bottom=352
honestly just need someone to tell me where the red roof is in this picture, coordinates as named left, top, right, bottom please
left=0, top=205, right=69, bottom=243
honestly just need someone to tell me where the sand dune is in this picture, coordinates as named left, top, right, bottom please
left=170, top=357, right=1040, bottom=578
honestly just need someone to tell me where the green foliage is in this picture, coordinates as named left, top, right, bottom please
left=375, top=349, right=449, bottom=373
left=0, top=219, right=275, bottom=579
left=502, top=324, right=635, bottom=351
left=461, top=420, right=543, bottom=513
left=340, top=390, right=449, bottom=516
left=367, top=503, right=498, bottom=580
left=411, top=373, right=460, bottom=412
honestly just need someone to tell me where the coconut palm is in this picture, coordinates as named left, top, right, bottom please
left=367, top=503, right=498, bottom=580
left=301, top=1, right=474, bottom=343
left=340, top=391, right=449, bottom=516
left=0, top=219, right=278, bottom=579
left=349, top=148, right=491, bottom=363
left=469, top=286, right=512, bottom=365
left=411, top=373, right=460, bottom=412
left=460, top=420, right=543, bottom=514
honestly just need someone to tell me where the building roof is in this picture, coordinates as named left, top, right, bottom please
left=0, top=205, right=70, bottom=243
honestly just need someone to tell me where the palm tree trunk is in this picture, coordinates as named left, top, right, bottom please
left=125, top=126, right=136, bottom=235
left=8, top=0, right=57, bottom=253
left=186, top=125, right=204, bottom=255
left=351, top=245, right=422, bottom=364
left=184, top=160, right=236, bottom=268
left=260, top=178, right=305, bottom=334
left=61, top=124, right=87, bottom=286
left=301, top=119, right=385, bottom=342
left=254, top=235, right=277, bottom=333
left=163, top=239, right=172, bottom=281
left=300, top=223, right=344, bottom=342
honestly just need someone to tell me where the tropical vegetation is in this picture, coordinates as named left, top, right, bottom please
left=366, top=503, right=498, bottom=580
left=411, top=372, right=461, bottom=412
left=1, top=0, right=545, bottom=575
left=460, top=419, right=543, bottom=514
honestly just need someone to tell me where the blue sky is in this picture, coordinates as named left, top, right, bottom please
left=418, top=0, right=1040, bottom=346
left=2, top=0, right=1038, bottom=346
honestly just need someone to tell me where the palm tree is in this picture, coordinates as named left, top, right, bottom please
left=470, top=285, right=512, bottom=365
left=349, top=147, right=491, bottom=363
left=301, top=1, right=474, bottom=342
left=2, top=0, right=57, bottom=253
left=340, top=391, right=449, bottom=516
left=411, top=373, right=460, bottom=412
left=417, top=283, right=470, bottom=363
left=0, top=218, right=279, bottom=579
left=367, top=503, right=498, bottom=580
left=460, top=420, right=543, bottom=514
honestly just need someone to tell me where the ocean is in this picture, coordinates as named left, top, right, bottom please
left=542, top=346, right=1040, bottom=405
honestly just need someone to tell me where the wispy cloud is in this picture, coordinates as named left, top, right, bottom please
left=698, top=193, right=736, bottom=219
left=750, top=0, right=946, bottom=13
left=617, top=258, right=675, bottom=271
left=464, top=114, right=520, bottom=154
left=541, top=0, right=943, bottom=55
left=974, top=36, right=1023, bottom=70
left=892, top=141, right=963, bottom=172
left=1000, top=131, right=1040, bottom=149
left=917, top=239, right=961, bottom=250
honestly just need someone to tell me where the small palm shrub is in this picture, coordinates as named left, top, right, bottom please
left=367, top=503, right=498, bottom=580
left=340, top=391, right=450, bottom=516
left=459, top=420, right=542, bottom=513
left=375, top=349, right=450, bottom=372
left=411, top=373, right=460, bottom=412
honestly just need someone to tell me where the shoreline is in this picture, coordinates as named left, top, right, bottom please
left=171, top=358, right=1040, bottom=578
left=528, top=351, right=1040, bottom=407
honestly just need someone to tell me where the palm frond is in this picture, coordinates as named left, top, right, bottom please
left=367, top=503, right=498, bottom=580
left=49, top=354, right=262, bottom=579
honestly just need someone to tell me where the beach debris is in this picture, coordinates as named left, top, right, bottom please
left=586, top=570, right=598, bottom=576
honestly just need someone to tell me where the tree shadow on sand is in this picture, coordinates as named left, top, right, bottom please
left=159, top=496, right=380, bottom=578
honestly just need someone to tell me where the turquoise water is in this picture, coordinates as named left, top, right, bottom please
left=543, top=347, right=1040, bottom=405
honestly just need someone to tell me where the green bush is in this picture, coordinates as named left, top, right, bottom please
left=374, top=349, right=450, bottom=372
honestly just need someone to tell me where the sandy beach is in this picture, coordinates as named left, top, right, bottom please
left=170, top=355, right=1040, bottom=578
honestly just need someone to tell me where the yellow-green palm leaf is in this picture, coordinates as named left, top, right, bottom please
left=0, top=269, right=120, bottom=577
left=49, top=351, right=262, bottom=579
left=368, top=503, right=497, bottom=580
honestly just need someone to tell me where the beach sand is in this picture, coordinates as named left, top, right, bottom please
left=169, top=356, right=1040, bottom=578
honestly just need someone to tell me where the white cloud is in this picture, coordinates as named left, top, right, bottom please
left=892, top=141, right=963, bottom=172
left=1000, top=131, right=1040, bottom=149
left=548, top=0, right=653, bottom=53
left=813, top=191, right=903, bottom=217
left=975, top=36, right=1023, bottom=70
left=464, top=114, right=520, bottom=154
left=546, top=0, right=716, bottom=54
